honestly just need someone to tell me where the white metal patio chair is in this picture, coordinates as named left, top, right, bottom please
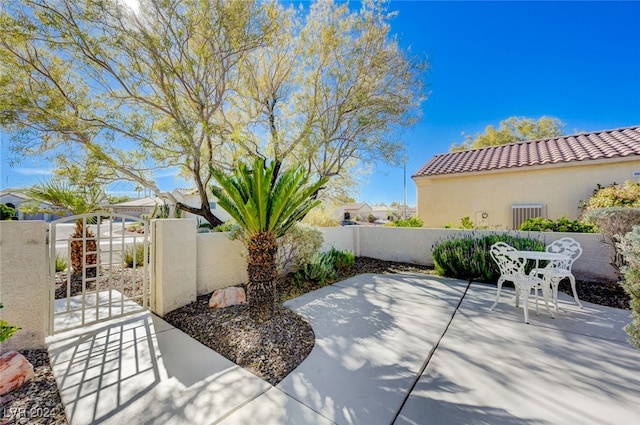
left=531, top=237, right=583, bottom=309
left=489, top=242, right=554, bottom=323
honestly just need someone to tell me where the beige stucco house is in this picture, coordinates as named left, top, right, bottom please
left=412, top=125, right=640, bottom=229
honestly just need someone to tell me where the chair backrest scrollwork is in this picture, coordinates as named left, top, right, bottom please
left=490, top=242, right=525, bottom=278
left=546, top=237, right=582, bottom=271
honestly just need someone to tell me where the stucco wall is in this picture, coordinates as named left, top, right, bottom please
left=0, top=221, right=48, bottom=353
left=413, top=158, right=640, bottom=229
left=349, top=227, right=617, bottom=283
left=196, top=232, right=248, bottom=295
left=320, top=226, right=356, bottom=253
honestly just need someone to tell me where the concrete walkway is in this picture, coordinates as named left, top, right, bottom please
left=46, top=273, right=640, bottom=425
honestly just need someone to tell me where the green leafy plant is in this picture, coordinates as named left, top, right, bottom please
left=278, top=224, right=324, bottom=275
left=580, top=180, right=640, bottom=212
left=618, top=226, right=640, bottom=350
left=0, top=203, right=16, bottom=220
left=293, top=252, right=337, bottom=287
left=325, top=247, right=355, bottom=274
left=367, top=213, right=377, bottom=223
left=432, top=233, right=546, bottom=283
left=0, top=304, right=20, bottom=343
left=393, top=217, right=423, bottom=227
left=55, top=254, right=68, bottom=272
left=460, top=216, right=474, bottom=229
left=519, top=216, right=597, bottom=233
left=124, top=244, right=148, bottom=268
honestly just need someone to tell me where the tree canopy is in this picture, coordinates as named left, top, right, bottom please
left=451, top=116, right=565, bottom=151
left=0, top=0, right=427, bottom=224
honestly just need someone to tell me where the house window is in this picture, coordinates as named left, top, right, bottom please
left=511, top=204, right=544, bottom=230
left=209, top=202, right=216, bottom=210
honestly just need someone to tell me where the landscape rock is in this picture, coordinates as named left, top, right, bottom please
left=209, top=287, right=246, bottom=308
left=0, top=350, right=35, bottom=396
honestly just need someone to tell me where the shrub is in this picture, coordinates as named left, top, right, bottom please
left=302, top=206, right=340, bottom=227
left=55, top=254, right=68, bottom=272
left=124, top=243, right=148, bottom=268
left=580, top=180, right=640, bottom=212
left=393, top=217, right=423, bottom=227
left=0, top=203, right=15, bottom=220
left=325, top=247, right=355, bottom=274
left=0, top=304, right=20, bottom=343
left=293, top=252, right=337, bottom=287
left=618, top=226, right=640, bottom=350
left=584, top=207, right=640, bottom=279
left=519, top=216, right=597, bottom=233
left=432, top=233, right=546, bottom=283
left=278, top=224, right=324, bottom=275
left=367, top=214, right=377, bottom=223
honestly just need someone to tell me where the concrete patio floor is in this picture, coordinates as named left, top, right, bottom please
left=46, top=273, right=640, bottom=425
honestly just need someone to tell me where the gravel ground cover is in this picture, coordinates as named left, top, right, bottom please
left=2, top=257, right=630, bottom=423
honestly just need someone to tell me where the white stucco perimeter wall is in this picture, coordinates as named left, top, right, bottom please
left=323, top=226, right=617, bottom=283
left=196, top=232, right=248, bottom=295
left=319, top=226, right=356, bottom=253
left=0, top=221, right=48, bottom=352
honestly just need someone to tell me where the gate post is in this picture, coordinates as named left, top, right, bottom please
left=151, top=219, right=197, bottom=316
left=0, top=221, right=48, bottom=352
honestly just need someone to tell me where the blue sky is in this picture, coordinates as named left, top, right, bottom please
left=2, top=1, right=639, bottom=205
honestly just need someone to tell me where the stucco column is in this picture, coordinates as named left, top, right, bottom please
left=0, top=221, right=48, bottom=353
left=151, top=219, right=197, bottom=316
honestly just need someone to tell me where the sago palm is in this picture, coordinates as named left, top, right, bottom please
left=27, top=181, right=104, bottom=278
left=210, top=158, right=327, bottom=320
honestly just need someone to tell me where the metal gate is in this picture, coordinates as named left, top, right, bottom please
left=48, top=213, right=151, bottom=334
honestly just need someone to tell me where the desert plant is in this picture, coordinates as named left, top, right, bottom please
left=124, top=243, right=148, bottom=268
left=0, top=304, right=20, bottom=343
left=519, top=216, right=597, bottom=233
left=55, top=254, right=68, bottom=272
left=278, top=224, right=324, bottom=275
left=0, top=203, right=15, bottom=220
left=367, top=213, right=377, bottom=223
left=432, top=233, right=546, bottom=283
left=301, top=205, right=340, bottom=227
left=617, top=226, right=640, bottom=350
left=210, top=158, right=327, bottom=320
left=293, top=252, right=337, bottom=287
left=583, top=207, right=640, bottom=279
left=325, top=247, right=355, bottom=274
left=393, top=217, right=423, bottom=227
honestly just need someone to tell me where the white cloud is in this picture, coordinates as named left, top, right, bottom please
left=14, top=168, right=53, bottom=176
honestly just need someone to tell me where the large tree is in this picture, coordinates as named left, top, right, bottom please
left=451, top=116, right=565, bottom=151
left=210, top=157, right=327, bottom=320
left=0, top=0, right=426, bottom=224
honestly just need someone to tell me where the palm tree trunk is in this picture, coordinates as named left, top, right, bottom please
left=70, top=219, right=98, bottom=280
left=246, top=231, right=278, bottom=321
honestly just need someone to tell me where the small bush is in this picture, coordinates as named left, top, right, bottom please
left=618, top=226, right=640, bottom=350
left=325, top=247, right=355, bottom=274
left=278, top=224, right=324, bottom=275
left=581, top=180, right=640, bottom=212
left=519, top=216, right=597, bottom=233
left=432, top=233, right=546, bottom=283
left=367, top=214, right=377, bottom=223
left=293, top=252, right=337, bottom=287
left=55, top=254, right=68, bottom=272
left=0, top=304, right=20, bottom=343
left=124, top=243, right=148, bottom=268
left=394, top=217, right=423, bottom=227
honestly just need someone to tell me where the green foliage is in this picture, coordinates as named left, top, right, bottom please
left=210, top=158, right=328, bottom=239
left=0, top=304, right=21, bottom=343
left=460, top=217, right=474, bottom=229
left=393, top=217, right=423, bottom=227
left=0, top=203, right=16, bottom=220
left=432, top=233, right=546, bottom=283
left=618, top=226, right=640, bottom=350
left=301, top=205, right=340, bottom=227
left=292, top=248, right=355, bottom=287
left=278, top=224, right=324, bottom=274
left=124, top=244, right=147, bottom=268
left=293, top=252, right=337, bottom=287
left=580, top=181, right=640, bottom=212
left=519, top=216, right=597, bottom=233
left=367, top=213, right=377, bottom=223
left=25, top=180, right=105, bottom=216
left=451, top=116, right=565, bottom=151
left=55, top=254, right=67, bottom=272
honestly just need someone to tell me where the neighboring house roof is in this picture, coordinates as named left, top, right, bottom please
left=344, top=202, right=371, bottom=211
left=413, top=125, right=640, bottom=177
left=0, top=190, right=57, bottom=208
left=110, top=197, right=164, bottom=208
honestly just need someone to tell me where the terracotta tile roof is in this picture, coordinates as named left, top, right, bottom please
left=413, top=125, right=640, bottom=177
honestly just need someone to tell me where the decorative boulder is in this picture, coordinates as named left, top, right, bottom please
left=0, top=350, right=35, bottom=396
left=209, top=287, right=247, bottom=309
